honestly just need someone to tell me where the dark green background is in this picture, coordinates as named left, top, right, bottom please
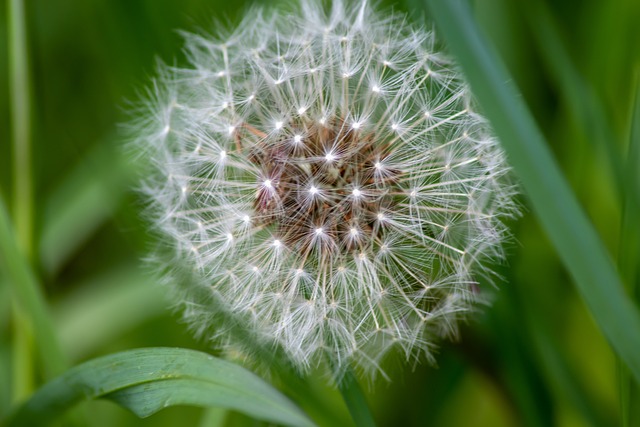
left=1, top=0, right=639, bottom=425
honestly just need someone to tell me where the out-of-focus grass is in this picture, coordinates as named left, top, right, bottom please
left=1, top=0, right=639, bottom=426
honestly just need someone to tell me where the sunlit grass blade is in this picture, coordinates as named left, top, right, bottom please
left=0, top=198, right=66, bottom=379
left=5, top=347, right=315, bottom=427
left=423, top=0, right=640, bottom=383
left=52, top=266, right=166, bottom=361
left=39, top=137, right=136, bottom=275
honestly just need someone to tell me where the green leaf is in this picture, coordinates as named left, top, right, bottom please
left=5, top=347, right=315, bottom=427
left=423, top=0, right=640, bottom=383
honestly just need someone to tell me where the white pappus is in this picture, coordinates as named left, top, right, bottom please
left=132, top=0, right=519, bottom=378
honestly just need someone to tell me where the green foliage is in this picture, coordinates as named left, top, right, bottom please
left=5, top=348, right=314, bottom=427
left=1, top=0, right=639, bottom=425
left=424, top=0, right=640, bottom=385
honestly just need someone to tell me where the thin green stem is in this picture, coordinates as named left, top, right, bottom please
left=9, top=0, right=33, bottom=256
left=8, top=0, right=35, bottom=402
left=0, top=197, right=66, bottom=380
left=10, top=304, right=34, bottom=403
left=337, top=369, right=376, bottom=427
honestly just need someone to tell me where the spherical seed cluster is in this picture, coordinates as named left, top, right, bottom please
left=135, top=0, right=518, bottom=375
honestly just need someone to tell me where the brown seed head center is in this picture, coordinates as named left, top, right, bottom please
left=246, top=118, right=402, bottom=255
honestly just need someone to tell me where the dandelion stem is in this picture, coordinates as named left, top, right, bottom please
left=337, top=369, right=376, bottom=427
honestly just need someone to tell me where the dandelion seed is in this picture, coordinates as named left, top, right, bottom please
left=134, top=0, right=518, bottom=378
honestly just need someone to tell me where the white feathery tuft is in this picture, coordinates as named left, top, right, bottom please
left=133, top=0, right=519, bottom=377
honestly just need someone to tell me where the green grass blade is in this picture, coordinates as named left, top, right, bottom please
left=5, top=347, right=315, bottom=427
left=52, top=266, right=166, bottom=361
left=0, top=198, right=66, bottom=379
left=620, top=70, right=640, bottom=296
left=39, top=137, right=136, bottom=275
left=337, top=369, right=376, bottom=427
left=423, top=0, right=640, bottom=383
left=619, top=68, right=640, bottom=427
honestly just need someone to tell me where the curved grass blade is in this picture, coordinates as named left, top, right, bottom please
left=618, top=69, right=640, bottom=427
left=5, top=347, right=315, bottom=427
left=423, top=0, right=640, bottom=383
left=53, top=266, right=166, bottom=361
left=39, top=137, right=135, bottom=275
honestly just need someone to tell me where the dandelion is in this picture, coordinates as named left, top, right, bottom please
left=133, top=0, right=518, bottom=376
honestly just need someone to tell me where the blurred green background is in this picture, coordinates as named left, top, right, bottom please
left=1, top=0, right=639, bottom=426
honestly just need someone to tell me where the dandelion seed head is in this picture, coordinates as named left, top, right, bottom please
left=134, top=0, right=518, bottom=378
